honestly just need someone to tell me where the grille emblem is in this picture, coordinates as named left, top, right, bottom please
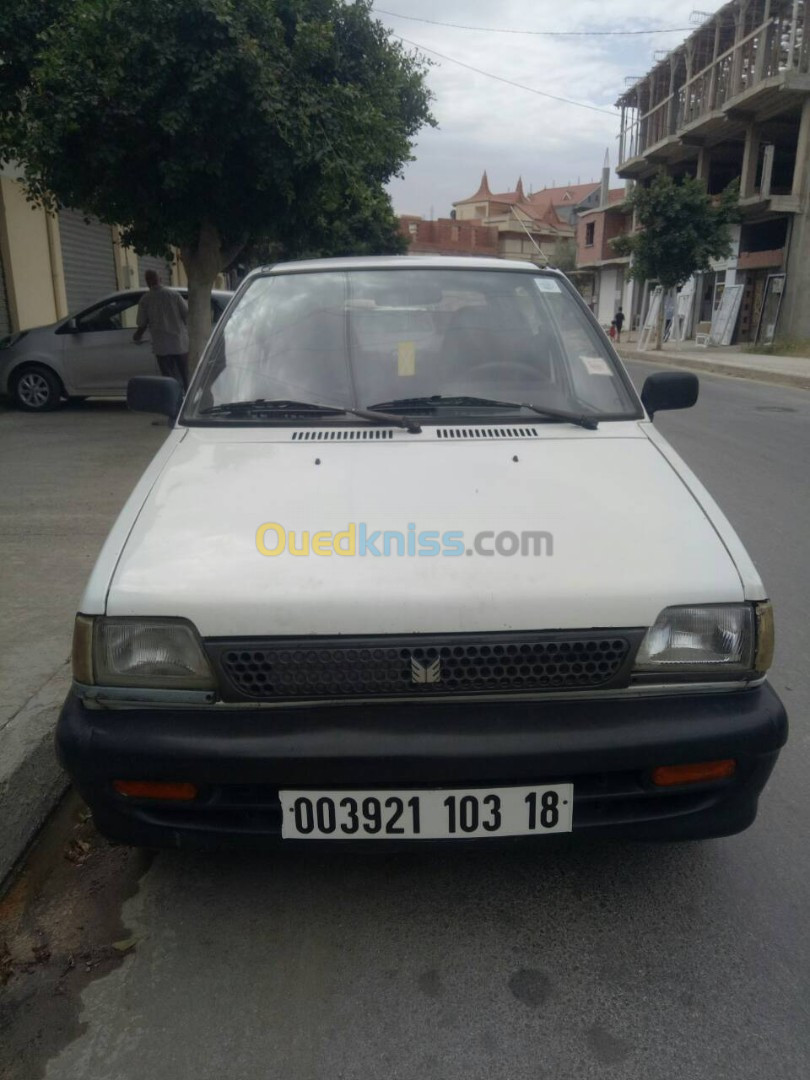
left=411, top=656, right=441, bottom=684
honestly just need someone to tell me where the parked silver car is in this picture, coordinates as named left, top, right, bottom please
left=0, top=288, right=233, bottom=411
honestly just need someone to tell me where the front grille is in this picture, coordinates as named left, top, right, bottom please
left=209, top=631, right=641, bottom=702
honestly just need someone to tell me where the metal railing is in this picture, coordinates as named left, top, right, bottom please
left=619, top=3, right=808, bottom=166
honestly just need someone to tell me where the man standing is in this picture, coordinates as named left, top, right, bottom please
left=133, top=270, right=189, bottom=389
left=614, top=306, right=625, bottom=343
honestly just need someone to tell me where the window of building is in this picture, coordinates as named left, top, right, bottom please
left=585, top=222, right=595, bottom=247
left=408, top=223, right=418, bottom=235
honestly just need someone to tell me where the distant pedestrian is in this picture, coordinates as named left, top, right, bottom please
left=614, top=306, right=625, bottom=342
left=133, top=270, right=189, bottom=390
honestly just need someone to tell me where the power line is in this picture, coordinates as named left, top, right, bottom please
left=392, top=35, right=618, bottom=117
left=375, top=8, right=693, bottom=37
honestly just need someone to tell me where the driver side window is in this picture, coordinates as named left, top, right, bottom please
left=75, top=298, right=140, bottom=333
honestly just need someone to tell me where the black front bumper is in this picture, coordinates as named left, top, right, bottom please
left=56, top=683, right=788, bottom=848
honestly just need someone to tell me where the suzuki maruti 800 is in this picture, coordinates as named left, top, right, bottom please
left=57, top=257, right=787, bottom=847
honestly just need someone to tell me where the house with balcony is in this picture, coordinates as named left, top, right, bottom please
left=616, top=0, right=810, bottom=343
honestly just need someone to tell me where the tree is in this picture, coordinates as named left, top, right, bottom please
left=551, top=237, right=577, bottom=272
left=275, top=182, right=408, bottom=260
left=0, top=0, right=433, bottom=362
left=612, top=171, right=739, bottom=349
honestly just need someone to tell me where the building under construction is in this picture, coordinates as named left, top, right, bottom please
left=616, top=0, right=810, bottom=344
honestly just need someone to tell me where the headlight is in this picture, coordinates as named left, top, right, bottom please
left=73, top=616, right=216, bottom=689
left=634, top=603, right=772, bottom=677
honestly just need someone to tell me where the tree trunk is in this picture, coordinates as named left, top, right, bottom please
left=655, top=292, right=665, bottom=350
left=185, top=270, right=214, bottom=375
left=180, top=222, right=245, bottom=375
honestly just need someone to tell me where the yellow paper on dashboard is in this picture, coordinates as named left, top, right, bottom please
left=397, top=341, right=416, bottom=376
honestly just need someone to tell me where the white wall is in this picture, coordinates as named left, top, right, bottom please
left=596, top=268, right=619, bottom=325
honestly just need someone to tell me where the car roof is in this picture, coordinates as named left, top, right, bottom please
left=80, top=287, right=233, bottom=305
left=261, top=255, right=563, bottom=275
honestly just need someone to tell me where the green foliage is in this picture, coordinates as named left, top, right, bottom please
left=0, top=0, right=433, bottom=262
left=551, top=237, right=577, bottom=272
left=612, top=172, right=740, bottom=291
left=277, top=183, right=409, bottom=259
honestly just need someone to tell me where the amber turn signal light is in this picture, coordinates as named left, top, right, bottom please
left=113, top=780, right=198, bottom=801
left=651, top=760, right=736, bottom=787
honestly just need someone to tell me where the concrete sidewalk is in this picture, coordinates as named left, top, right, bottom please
left=617, top=338, right=810, bottom=390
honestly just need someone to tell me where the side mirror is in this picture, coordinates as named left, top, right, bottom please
left=127, top=376, right=183, bottom=420
left=641, top=371, right=699, bottom=418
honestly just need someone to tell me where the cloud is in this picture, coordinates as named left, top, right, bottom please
left=380, top=0, right=721, bottom=216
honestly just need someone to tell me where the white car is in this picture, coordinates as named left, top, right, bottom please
left=57, top=257, right=787, bottom=848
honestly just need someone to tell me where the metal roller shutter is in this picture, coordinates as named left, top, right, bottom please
left=138, top=252, right=174, bottom=287
left=0, top=249, right=10, bottom=336
left=58, top=209, right=118, bottom=312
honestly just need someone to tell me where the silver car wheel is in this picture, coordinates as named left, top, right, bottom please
left=18, top=371, right=53, bottom=408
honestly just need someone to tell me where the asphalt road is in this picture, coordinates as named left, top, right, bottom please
left=0, top=401, right=166, bottom=727
left=31, top=368, right=810, bottom=1078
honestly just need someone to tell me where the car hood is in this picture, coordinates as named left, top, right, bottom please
left=105, top=425, right=745, bottom=636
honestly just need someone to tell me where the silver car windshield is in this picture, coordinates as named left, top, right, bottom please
left=184, top=269, right=639, bottom=421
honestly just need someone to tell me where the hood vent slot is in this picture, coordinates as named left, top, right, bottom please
left=291, top=428, right=394, bottom=441
left=437, top=426, right=539, bottom=440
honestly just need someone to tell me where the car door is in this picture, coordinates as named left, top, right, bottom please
left=60, top=295, right=159, bottom=394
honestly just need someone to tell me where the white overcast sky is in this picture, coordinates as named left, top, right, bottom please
left=379, top=0, right=724, bottom=216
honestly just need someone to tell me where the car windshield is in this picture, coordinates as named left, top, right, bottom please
left=183, top=268, right=639, bottom=423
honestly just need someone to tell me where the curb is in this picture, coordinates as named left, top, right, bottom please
left=0, top=664, right=70, bottom=887
left=618, top=349, right=810, bottom=391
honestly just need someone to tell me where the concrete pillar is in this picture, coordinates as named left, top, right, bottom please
left=667, top=55, right=678, bottom=135
left=791, top=97, right=810, bottom=198
left=754, top=0, right=772, bottom=82
left=740, top=124, right=761, bottom=198
left=697, top=147, right=712, bottom=184
left=731, top=1, right=752, bottom=98
left=44, top=212, right=68, bottom=319
left=0, top=177, right=60, bottom=331
left=761, top=144, right=775, bottom=197
left=778, top=99, right=810, bottom=338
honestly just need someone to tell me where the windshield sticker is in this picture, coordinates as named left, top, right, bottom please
left=580, top=355, right=612, bottom=376
left=397, top=341, right=416, bottom=376
left=535, top=278, right=561, bottom=294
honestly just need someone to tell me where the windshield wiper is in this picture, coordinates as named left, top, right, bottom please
left=368, top=395, right=599, bottom=431
left=198, top=399, right=422, bottom=433
left=201, top=399, right=343, bottom=416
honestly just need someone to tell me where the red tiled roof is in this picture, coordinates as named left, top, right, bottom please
left=455, top=177, right=601, bottom=219
left=457, top=170, right=493, bottom=203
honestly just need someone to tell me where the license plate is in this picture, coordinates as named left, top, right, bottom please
left=279, top=784, right=573, bottom=840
